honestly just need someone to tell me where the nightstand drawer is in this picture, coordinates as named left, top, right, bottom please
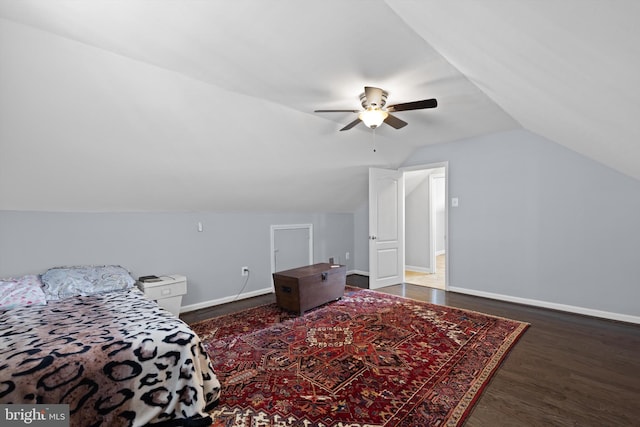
left=143, top=280, right=187, bottom=300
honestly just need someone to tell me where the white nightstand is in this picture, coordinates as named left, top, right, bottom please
left=137, top=275, right=187, bottom=316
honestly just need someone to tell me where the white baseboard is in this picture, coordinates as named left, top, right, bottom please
left=449, top=286, right=640, bottom=325
left=180, top=286, right=273, bottom=314
left=405, top=265, right=430, bottom=274
left=181, top=269, right=370, bottom=314
left=180, top=279, right=639, bottom=324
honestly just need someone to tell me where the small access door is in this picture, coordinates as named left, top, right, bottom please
left=271, top=224, right=313, bottom=277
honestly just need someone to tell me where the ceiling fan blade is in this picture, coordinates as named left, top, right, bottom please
left=340, top=118, right=362, bottom=131
left=364, top=86, right=384, bottom=107
left=387, top=98, right=438, bottom=112
left=384, top=113, right=408, bottom=129
left=315, top=109, right=360, bottom=113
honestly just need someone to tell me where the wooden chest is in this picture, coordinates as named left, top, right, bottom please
left=273, top=263, right=346, bottom=314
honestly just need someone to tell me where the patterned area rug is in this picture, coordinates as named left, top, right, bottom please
left=190, top=288, right=528, bottom=426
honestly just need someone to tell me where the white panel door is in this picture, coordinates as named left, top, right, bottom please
left=369, top=168, right=404, bottom=289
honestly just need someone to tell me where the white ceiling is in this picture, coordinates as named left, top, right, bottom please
left=0, top=0, right=638, bottom=212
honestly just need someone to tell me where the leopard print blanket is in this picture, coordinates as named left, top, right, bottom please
left=0, top=288, right=220, bottom=426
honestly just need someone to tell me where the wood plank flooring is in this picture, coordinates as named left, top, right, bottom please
left=181, top=277, right=640, bottom=426
left=405, top=254, right=446, bottom=289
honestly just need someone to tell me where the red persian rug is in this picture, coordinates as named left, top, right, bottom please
left=190, top=288, right=528, bottom=426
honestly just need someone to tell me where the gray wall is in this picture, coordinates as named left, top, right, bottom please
left=0, top=211, right=354, bottom=308
left=433, top=175, right=446, bottom=254
left=356, top=129, right=640, bottom=318
left=405, top=176, right=430, bottom=270
left=405, top=171, right=446, bottom=271
left=353, top=203, right=369, bottom=274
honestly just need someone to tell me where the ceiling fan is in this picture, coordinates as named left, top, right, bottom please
left=315, top=86, right=437, bottom=131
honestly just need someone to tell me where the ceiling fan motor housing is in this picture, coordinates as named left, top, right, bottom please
left=360, top=88, right=388, bottom=109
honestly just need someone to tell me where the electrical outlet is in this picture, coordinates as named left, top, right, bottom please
left=241, top=266, right=249, bottom=276
left=345, top=252, right=350, bottom=260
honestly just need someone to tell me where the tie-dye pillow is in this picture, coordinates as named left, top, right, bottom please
left=41, top=265, right=136, bottom=300
left=0, top=275, right=47, bottom=310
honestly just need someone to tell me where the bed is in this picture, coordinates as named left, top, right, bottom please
left=0, top=266, right=220, bottom=427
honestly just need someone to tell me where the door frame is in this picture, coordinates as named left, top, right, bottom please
left=401, top=162, right=449, bottom=290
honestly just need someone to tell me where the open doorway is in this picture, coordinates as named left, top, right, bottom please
left=403, top=164, right=447, bottom=290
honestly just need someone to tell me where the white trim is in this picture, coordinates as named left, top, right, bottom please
left=405, top=265, right=430, bottom=274
left=182, top=282, right=640, bottom=324
left=435, top=250, right=446, bottom=256
left=180, top=287, right=273, bottom=314
left=449, top=286, right=640, bottom=325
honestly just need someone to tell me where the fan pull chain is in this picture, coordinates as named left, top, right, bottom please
left=372, top=129, right=377, bottom=152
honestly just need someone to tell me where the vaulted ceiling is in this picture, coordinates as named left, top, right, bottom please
left=1, top=1, right=638, bottom=212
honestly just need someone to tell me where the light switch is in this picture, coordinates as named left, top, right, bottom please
left=451, top=197, right=459, bottom=207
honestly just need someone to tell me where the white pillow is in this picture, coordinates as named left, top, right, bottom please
left=0, top=275, right=47, bottom=310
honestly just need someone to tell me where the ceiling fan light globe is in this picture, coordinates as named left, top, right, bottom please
left=359, top=108, right=388, bottom=129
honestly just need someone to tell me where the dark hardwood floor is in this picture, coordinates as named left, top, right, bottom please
left=181, top=275, right=640, bottom=426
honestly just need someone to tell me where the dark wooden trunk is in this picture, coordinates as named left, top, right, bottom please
left=272, top=263, right=346, bottom=314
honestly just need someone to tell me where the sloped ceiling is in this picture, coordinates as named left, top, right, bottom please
left=0, top=0, right=637, bottom=212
